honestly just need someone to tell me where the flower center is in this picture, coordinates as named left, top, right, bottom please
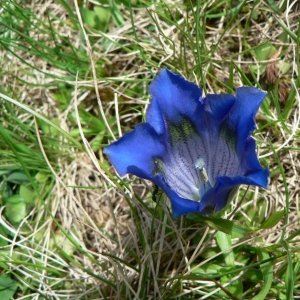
left=194, top=158, right=209, bottom=183
left=194, top=158, right=212, bottom=199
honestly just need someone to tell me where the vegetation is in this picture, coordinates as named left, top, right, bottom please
left=0, top=0, right=299, bottom=299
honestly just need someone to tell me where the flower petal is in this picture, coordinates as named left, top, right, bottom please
left=199, top=168, right=269, bottom=213
left=165, top=187, right=202, bottom=218
left=195, top=88, right=267, bottom=181
left=146, top=89, right=165, bottom=136
left=146, top=69, right=210, bottom=201
left=123, top=167, right=203, bottom=218
left=200, top=93, right=236, bottom=129
left=104, top=123, right=165, bottom=177
left=147, top=69, right=202, bottom=131
left=162, top=127, right=208, bottom=201
left=242, top=137, right=266, bottom=171
left=194, top=94, right=239, bottom=182
left=228, top=87, right=267, bottom=159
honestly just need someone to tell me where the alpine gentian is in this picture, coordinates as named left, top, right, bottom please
left=104, top=69, right=269, bottom=218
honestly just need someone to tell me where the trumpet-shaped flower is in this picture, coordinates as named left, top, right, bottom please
left=104, top=69, right=269, bottom=218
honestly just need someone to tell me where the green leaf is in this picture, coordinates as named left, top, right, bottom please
left=82, top=6, right=112, bottom=31
left=94, top=7, right=112, bottom=27
left=54, top=88, right=71, bottom=110
left=35, top=172, right=50, bottom=183
left=244, top=269, right=263, bottom=281
left=215, top=231, right=235, bottom=267
left=70, top=109, right=105, bottom=136
left=0, top=182, right=13, bottom=199
left=51, top=233, right=77, bottom=256
left=254, top=42, right=277, bottom=61
left=249, top=64, right=266, bottom=75
left=7, top=171, right=30, bottom=184
left=205, top=216, right=252, bottom=238
left=91, top=133, right=106, bottom=152
left=5, top=195, right=27, bottom=224
left=0, top=275, right=18, bottom=300
left=20, top=185, right=36, bottom=205
left=282, top=240, right=294, bottom=300
left=78, top=108, right=105, bottom=131
left=107, top=2, right=124, bottom=26
left=188, top=214, right=252, bottom=238
left=216, top=232, right=243, bottom=298
left=81, top=7, right=97, bottom=28
left=267, top=0, right=280, bottom=13
left=252, top=250, right=273, bottom=300
left=274, top=16, right=298, bottom=42
left=0, top=225, right=8, bottom=247
left=40, top=118, right=61, bottom=136
left=220, top=272, right=243, bottom=298
left=276, top=60, right=290, bottom=74
left=191, top=263, right=223, bottom=275
left=260, top=210, right=285, bottom=229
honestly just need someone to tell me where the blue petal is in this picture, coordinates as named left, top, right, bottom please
left=242, top=137, right=266, bottom=171
left=197, top=93, right=236, bottom=155
left=146, top=92, right=165, bottom=135
left=147, top=69, right=202, bottom=131
left=195, top=88, right=267, bottom=181
left=125, top=167, right=202, bottom=218
left=104, top=123, right=166, bottom=177
left=146, top=69, right=211, bottom=201
left=228, top=87, right=267, bottom=159
left=200, top=93, right=236, bottom=129
left=161, top=131, right=209, bottom=201
left=165, top=187, right=202, bottom=218
left=195, top=94, right=240, bottom=182
left=199, top=169, right=269, bottom=213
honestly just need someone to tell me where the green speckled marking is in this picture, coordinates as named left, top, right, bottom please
left=168, top=118, right=197, bottom=145
left=153, top=158, right=164, bottom=175
left=220, top=124, right=237, bottom=152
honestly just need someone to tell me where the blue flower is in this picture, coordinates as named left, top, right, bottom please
left=104, top=69, right=269, bottom=218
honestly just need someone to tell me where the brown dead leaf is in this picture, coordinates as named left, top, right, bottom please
left=278, top=81, right=289, bottom=104
left=264, top=46, right=290, bottom=103
left=265, top=46, right=282, bottom=85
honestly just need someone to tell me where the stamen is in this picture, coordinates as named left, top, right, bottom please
left=195, top=158, right=209, bottom=183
